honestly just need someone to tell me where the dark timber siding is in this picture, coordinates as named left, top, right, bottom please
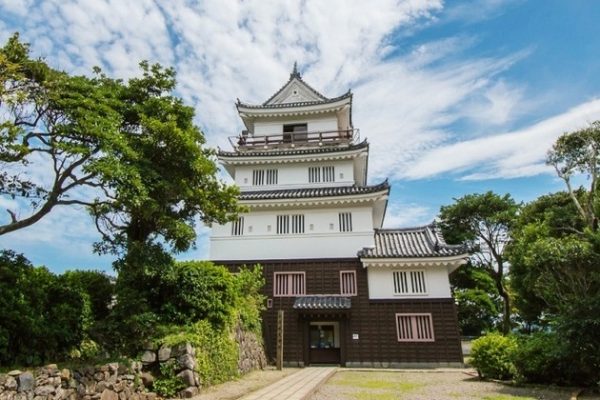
left=219, top=258, right=463, bottom=366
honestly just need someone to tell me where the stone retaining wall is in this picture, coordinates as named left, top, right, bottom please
left=0, top=362, right=151, bottom=400
left=0, top=331, right=266, bottom=400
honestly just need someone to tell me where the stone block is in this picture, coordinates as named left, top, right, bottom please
left=140, top=351, right=156, bottom=365
left=179, top=386, right=198, bottom=398
left=140, top=373, right=154, bottom=387
left=177, top=354, right=196, bottom=371
left=100, top=389, right=118, bottom=400
left=176, top=370, right=195, bottom=387
left=33, top=385, right=55, bottom=397
left=5, top=377, right=18, bottom=391
left=17, top=372, right=34, bottom=392
left=7, top=371, right=21, bottom=377
left=173, top=343, right=194, bottom=357
left=157, top=345, right=171, bottom=362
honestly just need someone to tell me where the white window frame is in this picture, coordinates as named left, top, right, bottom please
left=231, top=217, right=244, bottom=236
left=340, top=270, right=357, bottom=296
left=392, top=270, right=427, bottom=295
left=273, top=272, right=306, bottom=297
left=395, top=313, right=435, bottom=342
left=339, top=212, right=353, bottom=232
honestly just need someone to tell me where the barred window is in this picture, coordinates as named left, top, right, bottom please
left=339, top=212, right=353, bottom=232
left=276, top=215, right=289, bottom=234
left=277, top=214, right=304, bottom=234
left=323, top=166, right=335, bottom=182
left=340, top=270, right=357, bottom=296
left=396, top=313, right=434, bottom=342
left=291, top=214, right=305, bottom=234
left=308, top=166, right=335, bottom=183
left=231, top=217, right=244, bottom=236
left=253, top=169, right=278, bottom=185
left=274, top=272, right=306, bottom=296
left=393, top=270, right=427, bottom=295
left=308, top=166, right=321, bottom=183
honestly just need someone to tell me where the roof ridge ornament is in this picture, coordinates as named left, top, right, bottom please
left=291, top=61, right=301, bottom=79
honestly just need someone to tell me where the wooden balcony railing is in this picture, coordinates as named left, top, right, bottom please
left=228, top=129, right=360, bottom=151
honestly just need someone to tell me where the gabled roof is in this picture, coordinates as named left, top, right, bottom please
left=358, top=224, right=467, bottom=259
left=236, top=63, right=352, bottom=110
left=293, top=296, right=351, bottom=310
left=239, top=180, right=389, bottom=201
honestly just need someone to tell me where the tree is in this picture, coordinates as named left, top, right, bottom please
left=91, top=61, right=241, bottom=256
left=1, top=34, right=242, bottom=252
left=508, top=191, right=585, bottom=323
left=547, top=120, right=600, bottom=231
left=0, top=33, right=123, bottom=235
left=439, top=191, right=520, bottom=334
left=450, top=261, right=501, bottom=336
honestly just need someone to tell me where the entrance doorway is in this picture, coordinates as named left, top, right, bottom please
left=309, top=322, right=341, bottom=364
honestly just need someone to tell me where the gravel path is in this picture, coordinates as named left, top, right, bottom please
left=308, top=370, right=600, bottom=400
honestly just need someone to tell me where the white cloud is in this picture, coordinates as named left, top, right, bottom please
left=403, top=98, right=600, bottom=180
left=382, top=203, right=433, bottom=229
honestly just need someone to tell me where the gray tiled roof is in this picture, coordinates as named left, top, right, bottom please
left=238, top=92, right=352, bottom=109
left=239, top=181, right=389, bottom=201
left=218, top=140, right=368, bottom=158
left=358, top=224, right=467, bottom=258
left=293, top=296, right=351, bottom=310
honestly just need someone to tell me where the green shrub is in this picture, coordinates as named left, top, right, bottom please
left=153, top=359, right=186, bottom=398
left=471, top=333, right=517, bottom=380
left=161, top=320, right=239, bottom=386
left=233, top=265, right=266, bottom=335
left=512, top=332, right=566, bottom=384
left=0, top=250, right=91, bottom=365
left=61, top=270, right=114, bottom=321
left=160, top=261, right=237, bottom=328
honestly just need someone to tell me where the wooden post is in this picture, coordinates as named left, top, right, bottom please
left=276, top=309, right=284, bottom=370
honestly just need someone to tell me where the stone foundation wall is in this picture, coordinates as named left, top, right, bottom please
left=0, top=362, right=151, bottom=400
left=0, top=332, right=267, bottom=400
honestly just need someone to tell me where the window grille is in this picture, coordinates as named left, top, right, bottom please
left=291, top=214, right=305, bottom=234
left=396, top=314, right=435, bottom=342
left=340, top=271, right=357, bottom=295
left=308, top=166, right=335, bottom=183
left=339, top=212, right=353, bottom=232
left=274, top=272, right=306, bottom=296
left=276, top=215, right=290, bottom=234
left=393, top=270, right=427, bottom=294
left=231, top=217, right=244, bottom=236
left=253, top=169, right=278, bottom=185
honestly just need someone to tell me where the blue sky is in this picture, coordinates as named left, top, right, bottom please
left=1, top=0, right=599, bottom=274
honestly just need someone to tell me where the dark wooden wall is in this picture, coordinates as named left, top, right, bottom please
left=220, top=258, right=463, bottom=365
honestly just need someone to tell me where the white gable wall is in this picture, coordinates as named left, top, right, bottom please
left=367, top=267, right=452, bottom=299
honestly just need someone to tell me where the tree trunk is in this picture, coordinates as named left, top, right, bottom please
left=496, top=279, right=511, bottom=335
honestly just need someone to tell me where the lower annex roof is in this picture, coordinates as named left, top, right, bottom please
left=293, top=296, right=352, bottom=310
left=358, top=224, right=468, bottom=259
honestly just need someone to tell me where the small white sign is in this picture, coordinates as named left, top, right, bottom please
left=352, top=333, right=359, bottom=340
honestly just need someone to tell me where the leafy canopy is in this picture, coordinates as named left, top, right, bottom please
left=0, top=33, right=241, bottom=254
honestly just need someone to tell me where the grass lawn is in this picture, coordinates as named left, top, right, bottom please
left=309, top=370, right=600, bottom=400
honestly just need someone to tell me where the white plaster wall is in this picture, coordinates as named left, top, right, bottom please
left=210, top=207, right=374, bottom=260
left=211, top=232, right=373, bottom=260
left=367, top=267, right=452, bottom=299
left=253, top=114, right=338, bottom=136
left=234, top=160, right=355, bottom=189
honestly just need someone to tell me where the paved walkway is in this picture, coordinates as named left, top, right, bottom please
left=239, top=367, right=336, bottom=400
